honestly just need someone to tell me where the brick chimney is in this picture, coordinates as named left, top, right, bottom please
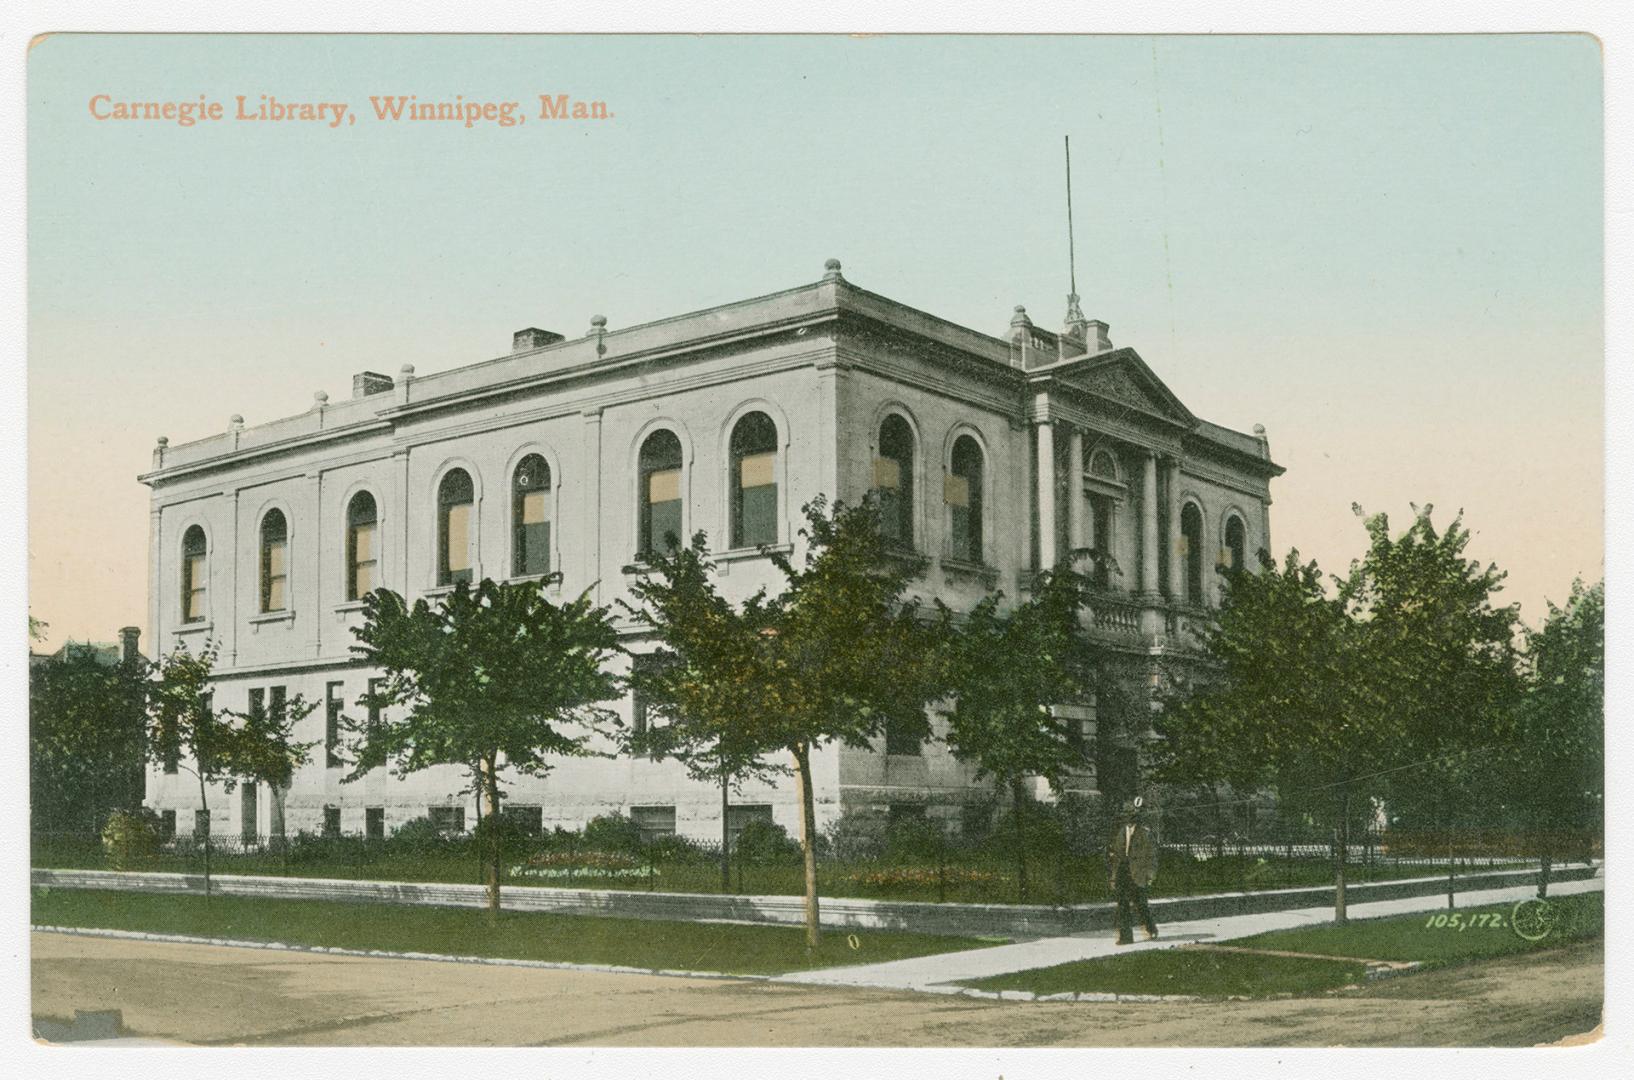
left=118, top=626, right=142, bottom=665
left=513, top=327, right=565, bottom=353
left=352, top=371, right=395, bottom=398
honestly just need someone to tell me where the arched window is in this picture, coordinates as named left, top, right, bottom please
left=947, top=435, right=985, bottom=563
left=1180, top=502, right=1204, bottom=605
left=730, top=412, right=778, bottom=549
left=1089, top=449, right=1119, bottom=481
left=1087, top=494, right=1114, bottom=588
left=346, top=491, right=378, bottom=600
left=638, top=430, right=684, bottom=557
left=259, top=509, right=288, bottom=613
left=512, top=455, right=552, bottom=577
left=437, top=469, right=475, bottom=586
left=1223, top=515, right=1247, bottom=575
left=180, top=525, right=207, bottom=623
left=874, top=414, right=915, bottom=548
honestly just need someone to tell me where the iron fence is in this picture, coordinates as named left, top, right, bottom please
left=31, top=815, right=1592, bottom=907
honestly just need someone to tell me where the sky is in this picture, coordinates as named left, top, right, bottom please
left=25, top=33, right=1603, bottom=650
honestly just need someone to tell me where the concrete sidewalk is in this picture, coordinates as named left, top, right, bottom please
left=775, top=871, right=1605, bottom=992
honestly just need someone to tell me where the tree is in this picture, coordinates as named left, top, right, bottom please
left=622, top=540, right=790, bottom=890
left=1509, top=578, right=1603, bottom=896
left=346, top=576, right=624, bottom=919
left=941, top=566, right=1099, bottom=900
left=627, top=497, right=950, bottom=950
left=144, top=641, right=316, bottom=896
left=1158, top=506, right=1526, bottom=923
left=30, top=645, right=149, bottom=833
left=1154, top=548, right=1385, bottom=922
left=1338, top=506, right=1523, bottom=908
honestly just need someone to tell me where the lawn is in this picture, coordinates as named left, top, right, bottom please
left=961, top=891, right=1604, bottom=999
left=31, top=887, right=999, bottom=976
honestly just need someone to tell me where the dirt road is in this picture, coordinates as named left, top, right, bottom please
left=31, top=931, right=1602, bottom=1047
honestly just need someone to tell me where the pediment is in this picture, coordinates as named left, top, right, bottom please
left=1059, top=349, right=1196, bottom=427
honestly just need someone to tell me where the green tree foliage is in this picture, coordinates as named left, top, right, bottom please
left=1509, top=578, right=1603, bottom=896
left=941, top=566, right=1100, bottom=899
left=1156, top=506, right=1525, bottom=922
left=144, top=641, right=316, bottom=895
left=29, top=647, right=148, bottom=833
left=626, top=496, right=949, bottom=950
left=1154, top=548, right=1378, bottom=921
left=1341, top=505, right=1523, bottom=839
left=346, top=576, right=624, bottom=917
left=623, top=538, right=792, bottom=888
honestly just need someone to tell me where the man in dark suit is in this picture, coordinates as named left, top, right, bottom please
left=1105, top=796, right=1159, bottom=945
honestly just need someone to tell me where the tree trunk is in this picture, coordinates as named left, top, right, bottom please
left=719, top=771, right=731, bottom=893
left=791, top=742, right=821, bottom=953
left=196, top=772, right=212, bottom=901
left=1538, top=830, right=1553, bottom=900
left=1010, top=777, right=1029, bottom=902
left=1333, top=787, right=1349, bottom=925
left=481, top=754, right=501, bottom=921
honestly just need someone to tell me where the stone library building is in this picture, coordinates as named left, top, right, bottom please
left=139, top=259, right=1282, bottom=845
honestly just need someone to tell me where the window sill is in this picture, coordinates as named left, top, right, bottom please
left=173, top=621, right=213, bottom=636
left=940, top=557, right=1000, bottom=587
left=249, top=610, right=295, bottom=626
left=504, top=572, right=562, bottom=589
left=714, top=543, right=792, bottom=565
left=334, top=599, right=369, bottom=614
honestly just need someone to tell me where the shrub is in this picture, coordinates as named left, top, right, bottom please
left=644, top=832, right=710, bottom=864
left=389, top=815, right=461, bottom=853
left=472, top=812, right=539, bottom=854
left=733, top=818, right=801, bottom=864
left=583, top=812, right=643, bottom=854
left=821, top=808, right=888, bottom=862
left=982, top=799, right=1068, bottom=859
left=885, top=815, right=948, bottom=861
left=101, top=808, right=162, bottom=870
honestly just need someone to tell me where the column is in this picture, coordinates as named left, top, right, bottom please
left=1140, top=451, right=1159, bottom=595
left=147, top=506, right=162, bottom=651
left=226, top=490, right=240, bottom=664
left=583, top=409, right=604, bottom=604
left=1035, top=420, right=1056, bottom=571
left=309, top=473, right=323, bottom=658
left=394, top=450, right=411, bottom=595
left=1165, top=458, right=1183, bottom=601
left=1066, top=426, right=1086, bottom=556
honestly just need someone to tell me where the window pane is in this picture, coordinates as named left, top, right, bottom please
left=739, top=451, right=775, bottom=490
left=739, top=485, right=777, bottom=548
left=520, top=489, right=548, bottom=525
left=266, top=576, right=286, bottom=612
left=353, top=560, right=375, bottom=597
left=944, top=474, right=969, bottom=507
left=266, top=541, right=286, bottom=578
left=185, top=554, right=207, bottom=620
left=649, top=499, right=682, bottom=554
left=648, top=468, right=680, bottom=504
left=873, top=456, right=901, bottom=490
left=518, top=522, right=551, bottom=575
left=352, top=522, right=375, bottom=562
left=444, top=504, right=471, bottom=573
left=950, top=505, right=972, bottom=561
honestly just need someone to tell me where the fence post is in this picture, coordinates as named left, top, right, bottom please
left=937, top=826, right=947, bottom=904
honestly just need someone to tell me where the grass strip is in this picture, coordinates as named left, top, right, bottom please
left=961, top=891, right=1603, bottom=999
left=31, top=887, right=999, bottom=977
